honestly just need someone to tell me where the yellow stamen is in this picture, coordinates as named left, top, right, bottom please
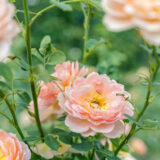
left=89, top=92, right=108, bottom=111
left=0, top=149, right=6, bottom=160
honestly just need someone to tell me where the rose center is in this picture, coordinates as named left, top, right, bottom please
left=0, top=149, right=6, bottom=160
left=89, top=92, right=108, bottom=110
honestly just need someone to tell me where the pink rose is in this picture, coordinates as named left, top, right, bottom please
left=0, top=0, right=19, bottom=60
left=29, top=82, right=63, bottom=122
left=52, top=61, right=88, bottom=90
left=102, top=0, right=160, bottom=45
left=101, top=0, right=133, bottom=32
left=58, top=72, right=134, bottom=138
left=0, top=130, right=31, bottom=160
left=28, top=61, right=88, bottom=122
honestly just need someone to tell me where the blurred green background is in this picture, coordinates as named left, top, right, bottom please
left=0, top=0, right=160, bottom=159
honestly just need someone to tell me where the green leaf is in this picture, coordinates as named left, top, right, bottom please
left=45, top=135, right=59, bottom=151
left=0, top=63, right=13, bottom=81
left=16, top=90, right=31, bottom=105
left=39, top=35, right=54, bottom=55
left=33, top=64, right=50, bottom=82
left=124, top=114, right=142, bottom=127
left=72, top=140, right=93, bottom=151
left=50, top=0, right=72, bottom=11
left=15, top=78, right=29, bottom=83
left=86, top=39, right=98, bottom=50
left=140, top=119, right=160, bottom=130
left=47, top=51, right=66, bottom=65
left=32, top=48, right=43, bottom=62
left=96, top=149, right=120, bottom=160
left=52, top=128, right=72, bottom=144
left=0, top=81, right=11, bottom=90
left=40, top=35, right=51, bottom=49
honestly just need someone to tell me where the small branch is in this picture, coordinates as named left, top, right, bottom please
left=30, top=0, right=102, bottom=26
left=114, top=46, right=160, bottom=156
left=23, top=0, right=45, bottom=140
left=82, top=4, right=91, bottom=64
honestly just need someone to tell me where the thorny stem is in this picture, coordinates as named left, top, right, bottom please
left=82, top=4, right=91, bottom=64
left=114, top=47, right=160, bottom=156
left=0, top=89, right=30, bottom=147
left=23, top=0, right=45, bottom=140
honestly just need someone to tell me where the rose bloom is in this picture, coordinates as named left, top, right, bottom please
left=58, top=72, right=134, bottom=138
left=102, top=0, right=160, bottom=45
left=29, top=61, right=88, bottom=122
left=0, top=130, right=31, bottom=160
left=29, top=82, right=64, bottom=122
left=52, top=61, right=88, bottom=90
left=0, top=0, right=19, bottom=61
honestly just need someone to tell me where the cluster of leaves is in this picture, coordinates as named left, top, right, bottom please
left=25, top=127, right=120, bottom=160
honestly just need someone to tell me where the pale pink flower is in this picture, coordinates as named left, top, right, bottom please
left=29, top=82, right=63, bottom=122
left=102, top=0, right=160, bottom=45
left=58, top=72, right=134, bottom=138
left=52, top=61, right=88, bottom=90
left=101, top=0, right=134, bottom=32
left=0, top=130, right=31, bottom=160
left=0, top=0, right=19, bottom=61
left=118, top=152, right=136, bottom=160
left=130, top=138, right=147, bottom=156
left=28, top=61, right=87, bottom=122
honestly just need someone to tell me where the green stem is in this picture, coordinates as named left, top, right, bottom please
left=4, top=99, right=25, bottom=139
left=114, top=47, right=160, bottom=156
left=90, top=148, right=95, bottom=160
left=0, top=90, right=31, bottom=148
left=23, top=0, right=45, bottom=140
left=30, top=0, right=101, bottom=26
left=82, top=4, right=91, bottom=64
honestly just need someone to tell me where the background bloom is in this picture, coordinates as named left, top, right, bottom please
left=58, top=72, right=134, bottom=138
left=102, top=0, right=133, bottom=32
left=102, top=0, right=160, bottom=45
left=0, top=0, right=19, bottom=61
left=130, top=138, right=147, bottom=156
left=0, top=130, right=31, bottom=160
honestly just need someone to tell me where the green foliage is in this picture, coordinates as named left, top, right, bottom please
left=140, top=119, right=160, bottom=130
left=47, top=50, right=66, bottom=65
left=45, top=135, right=60, bottom=151
left=52, top=128, right=73, bottom=144
left=124, top=114, right=142, bottom=127
left=0, top=63, right=13, bottom=82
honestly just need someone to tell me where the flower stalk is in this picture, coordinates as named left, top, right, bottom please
left=82, top=4, right=91, bottom=64
left=114, top=47, right=160, bottom=156
left=23, top=0, right=44, bottom=140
